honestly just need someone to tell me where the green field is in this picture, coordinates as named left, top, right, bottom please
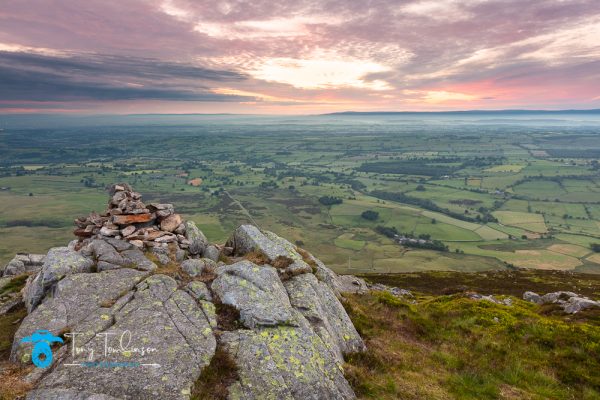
left=0, top=116, right=599, bottom=274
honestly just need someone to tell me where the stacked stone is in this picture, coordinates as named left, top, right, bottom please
left=73, top=183, right=189, bottom=250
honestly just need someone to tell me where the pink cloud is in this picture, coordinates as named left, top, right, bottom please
left=0, top=0, right=599, bottom=113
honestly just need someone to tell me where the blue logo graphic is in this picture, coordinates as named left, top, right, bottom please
left=20, top=330, right=64, bottom=368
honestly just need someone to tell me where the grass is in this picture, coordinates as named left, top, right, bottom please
left=334, top=233, right=366, bottom=251
left=343, top=289, right=600, bottom=399
left=492, top=211, right=547, bottom=233
left=191, top=346, right=239, bottom=400
left=484, top=164, right=525, bottom=173
left=358, top=270, right=600, bottom=298
left=1, top=121, right=600, bottom=273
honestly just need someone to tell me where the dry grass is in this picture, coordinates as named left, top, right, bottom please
left=271, top=256, right=293, bottom=269
left=214, top=303, right=241, bottom=332
left=296, top=247, right=318, bottom=272
left=191, top=346, right=239, bottom=400
left=242, top=250, right=268, bottom=265
left=0, top=363, right=33, bottom=400
left=145, top=252, right=182, bottom=278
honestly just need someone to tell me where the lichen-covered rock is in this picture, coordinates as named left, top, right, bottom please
left=152, top=245, right=172, bottom=265
left=211, top=261, right=296, bottom=329
left=2, top=253, right=45, bottom=277
left=284, top=273, right=365, bottom=362
left=227, top=225, right=280, bottom=257
left=185, top=281, right=212, bottom=302
left=89, top=239, right=125, bottom=265
left=27, top=388, right=122, bottom=400
left=12, top=268, right=147, bottom=364
left=121, top=249, right=157, bottom=271
left=221, top=315, right=356, bottom=400
left=181, top=258, right=216, bottom=277
left=23, top=247, right=94, bottom=312
left=185, top=221, right=208, bottom=255
left=202, top=245, right=220, bottom=262
left=336, top=275, right=369, bottom=295
left=31, top=275, right=217, bottom=400
left=227, top=226, right=312, bottom=278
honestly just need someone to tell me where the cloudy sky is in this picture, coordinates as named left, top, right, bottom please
left=1, top=0, right=599, bottom=114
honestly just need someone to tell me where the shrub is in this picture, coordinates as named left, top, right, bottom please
left=318, top=196, right=343, bottom=206
left=361, top=210, right=379, bottom=221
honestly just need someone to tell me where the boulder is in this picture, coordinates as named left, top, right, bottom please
left=284, top=273, right=365, bottom=362
left=336, top=275, right=369, bottom=294
left=226, top=226, right=312, bottom=278
left=522, top=290, right=600, bottom=314
left=152, top=245, right=171, bottom=265
left=181, top=258, right=216, bottom=277
left=185, top=221, right=208, bottom=255
left=211, top=261, right=296, bottom=329
left=104, top=238, right=133, bottom=252
left=23, top=247, right=94, bottom=312
left=30, top=275, right=217, bottom=400
left=221, top=316, right=355, bottom=400
left=160, top=214, right=182, bottom=232
left=2, top=253, right=45, bottom=277
left=202, top=245, right=220, bottom=262
left=227, top=225, right=284, bottom=258
left=121, top=249, right=157, bottom=271
left=563, top=297, right=600, bottom=314
left=12, top=268, right=147, bottom=363
left=523, top=291, right=543, bottom=304
left=89, top=239, right=125, bottom=266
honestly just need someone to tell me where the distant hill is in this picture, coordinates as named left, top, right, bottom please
left=323, top=109, right=600, bottom=116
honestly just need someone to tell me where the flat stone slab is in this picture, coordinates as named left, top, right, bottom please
left=31, top=275, right=216, bottom=400
left=112, top=213, right=154, bottom=225
left=12, top=268, right=148, bottom=363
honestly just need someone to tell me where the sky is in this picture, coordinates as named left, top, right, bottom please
left=1, top=0, right=599, bottom=114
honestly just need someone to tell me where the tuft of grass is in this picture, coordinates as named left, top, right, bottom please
left=296, top=247, right=318, bottom=272
left=214, top=303, right=241, bottom=332
left=191, top=346, right=239, bottom=400
left=0, top=274, right=29, bottom=297
left=145, top=252, right=181, bottom=278
left=0, top=306, right=27, bottom=361
left=271, top=256, right=293, bottom=269
left=242, top=250, right=268, bottom=265
left=343, top=291, right=600, bottom=399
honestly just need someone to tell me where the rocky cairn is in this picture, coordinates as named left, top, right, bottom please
left=3, top=184, right=366, bottom=400
left=73, top=183, right=196, bottom=252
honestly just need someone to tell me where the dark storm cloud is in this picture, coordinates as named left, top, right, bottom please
left=0, top=51, right=250, bottom=101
